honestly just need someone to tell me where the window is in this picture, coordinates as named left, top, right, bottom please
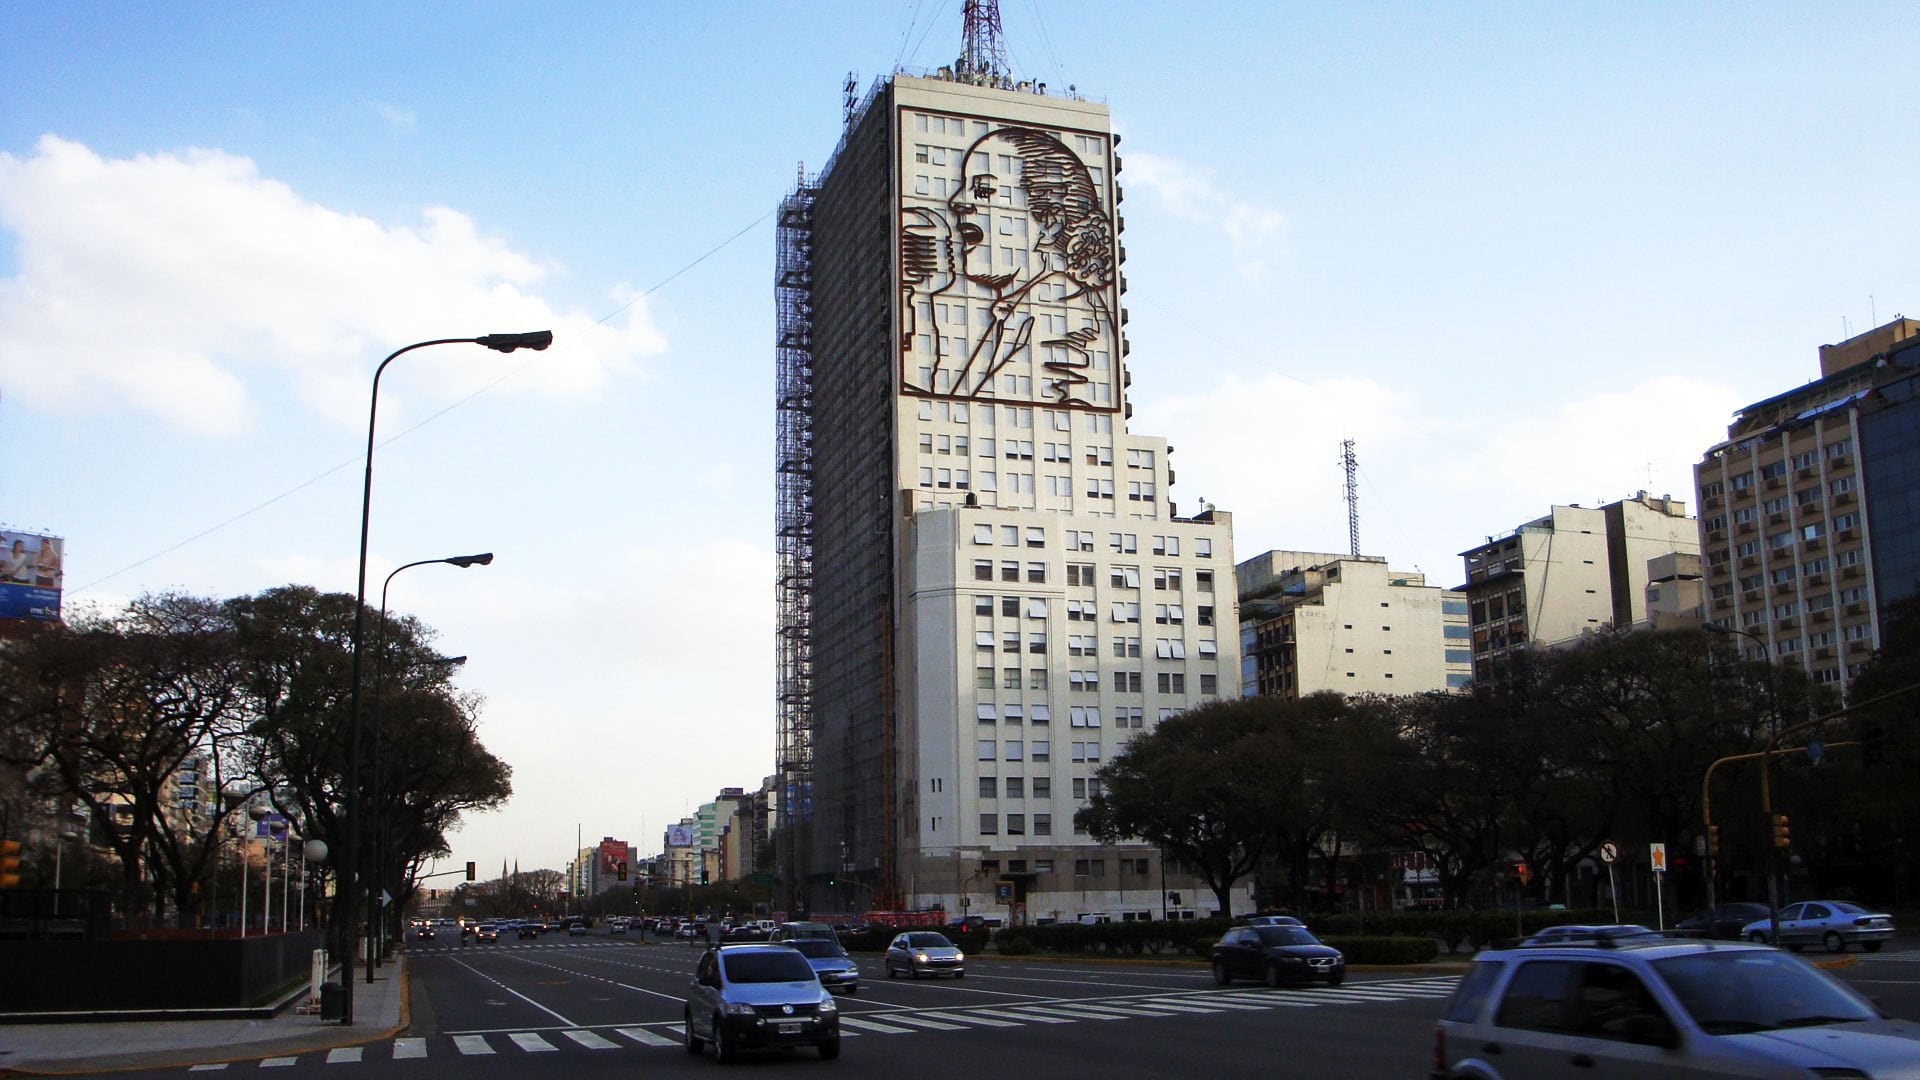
left=1154, top=568, right=1182, bottom=590
left=1033, top=814, right=1051, bottom=836
left=1200, top=674, right=1218, bottom=694
left=1031, top=739, right=1050, bottom=761
left=1027, top=562, right=1047, bottom=583
left=1067, top=563, right=1096, bottom=586
left=979, top=777, right=997, bottom=798
left=974, top=560, right=993, bottom=581
left=977, top=740, right=996, bottom=760
left=1002, top=595, right=1020, bottom=617
left=972, top=524, right=994, bottom=545
left=1003, top=667, right=1022, bottom=689
left=1001, top=561, right=1020, bottom=582
left=979, top=814, right=998, bottom=835
left=1026, top=526, right=1046, bottom=548
left=1196, top=570, right=1213, bottom=593
left=1005, top=740, right=1024, bottom=760
left=1033, top=777, right=1051, bottom=798
left=1005, top=814, right=1025, bottom=835
left=1198, top=605, right=1214, bottom=627
left=976, top=667, right=995, bottom=690
left=1005, top=777, right=1023, bottom=798
left=1112, top=566, right=1141, bottom=588
left=1195, top=538, right=1213, bottom=558
left=1113, top=671, right=1143, bottom=692
left=1157, top=672, right=1186, bottom=694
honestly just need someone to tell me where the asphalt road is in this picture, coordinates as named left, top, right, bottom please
left=89, top=931, right=1920, bottom=1079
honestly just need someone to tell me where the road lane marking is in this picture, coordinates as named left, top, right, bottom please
left=984, top=1007, right=1075, bottom=1023
left=391, top=1038, right=427, bottom=1058
left=563, top=1029, right=620, bottom=1049
left=324, top=1047, right=363, bottom=1063
left=452, top=1035, right=496, bottom=1055
left=1008, top=1004, right=1130, bottom=1021
left=187, top=1066, right=228, bottom=1072
left=508, top=1032, right=559, bottom=1051
left=877, top=1013, right=970, bottom=1030
left=617, top=1026, right=682, bottom=1047
left=259, top=1058, right=297, bottom=1068
left=922, top=1010, right=1024, bottom=1027
left=837, top=1015, right=919, bottom=1034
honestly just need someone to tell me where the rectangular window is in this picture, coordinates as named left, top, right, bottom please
left=1028, top=562, right=1047, bottom=583
left=1031, top=739, right=1050, bottom=761
left=977, top=740, right=996, bottom=760
left=1033, top=777, right=1051, bottom=798
left=974, top=560, right=993, bottom=581
left=979, top=814, right=998, bottom=835
left=1005, top=777, right=1023, bottom=798
left=1033, top=814, right=1051, bottom=836
left=979, top=777, right=997, bottom=798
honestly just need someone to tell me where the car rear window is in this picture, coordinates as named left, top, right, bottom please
left=1444, top=960, right=1507, bottom=1023
left=724, top=951, right=818, bottom=984
left=788, top=939, right=848, bottom=959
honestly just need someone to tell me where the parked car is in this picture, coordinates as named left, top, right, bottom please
left=684, top=944, right=840, bottom=1062
left=1521, top=924, right=1663, bottom=949
left=1211, top=924, right=1345, bottom=987
left=1669, top=902, right=1770, bottom=941
left=1431, top=937, right=1920, bottom=1079
left=785, top=936, right=860, bottom=995
left=1741, top=900, right=1895, bottom=953
left=884, top=931, right=965, bottom=979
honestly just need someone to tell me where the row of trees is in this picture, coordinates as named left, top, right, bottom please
left=1081, top=613, right=1920, bottom=916
left=0, top=586, right=512, bottom=954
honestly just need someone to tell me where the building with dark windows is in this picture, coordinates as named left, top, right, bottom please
left=1458, top=493, right=1699, bottom=682
left=774, top=45, right=1242, bottom=922
left=1694, top=318, right=1920, bottom=690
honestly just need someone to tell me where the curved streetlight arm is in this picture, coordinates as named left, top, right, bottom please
left=342, top=333, right=544, bottom=1023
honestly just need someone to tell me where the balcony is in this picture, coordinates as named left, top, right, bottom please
left=1738, top=521, right=1757, bottom=534
left=1774, top=582, right=1795, bottom=595
left=1838, top=528, right=1858, bottom=542
left=1802, top=536, right=1825, bottom=551
left=1815, top=646, right=1836, bottom=659
left=1842, top=565, right=1862, bottom=579
left=1778, top=617, right=1799, bottom=629
left=1848, top=639, right=1872, bottom=654
left=1743, top=590, right=1764, bottom=604
left=1712, top=596, right=1733, bottom=610
left=1846, top=602, right=1865, bottom=616
left=1765, top=475, right=1786, bottom=490
left=1797, top=466, right=1817, bottom=480
left=1811, top=608, right=1832, bottom=623
left=1706, top=530, right=1727, bottom=544
left=1768, top=512, right=1788, bottom=525
left=1834, top=491, right=1855, bottom=506
left=1704, top=494, right=1725, bottom=510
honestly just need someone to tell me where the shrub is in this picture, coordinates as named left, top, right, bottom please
left=1322, top=935, right=1440, bottom=965
left=996, top=932, right=1035, bottom=955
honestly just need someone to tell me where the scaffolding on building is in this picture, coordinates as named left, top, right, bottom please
left=773, top=167, right=816, bottom=915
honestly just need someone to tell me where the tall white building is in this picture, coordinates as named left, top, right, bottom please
left=776, top=62, right=1244, bottom=922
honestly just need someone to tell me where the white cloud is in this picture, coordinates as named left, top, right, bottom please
left=1124, top=151, right=1289, bottom=281
left=0, top=135, right=665, bottom=433
left=370, top=101, right=417, bottom=131
left=1139, top=372, right=1741, bottom=582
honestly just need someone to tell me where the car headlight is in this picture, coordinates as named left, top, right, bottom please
left=953, top=950, right=965, bottom=962
left=723, top=1001, right=758, bottom=1017
left=818, top=996, right=837, bottom=1013
left=915, top=952, right=930, bottom=963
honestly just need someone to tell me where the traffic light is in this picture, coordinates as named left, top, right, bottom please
left=1772, top=814, right=1791, bottom=848
left=1707, top=825, right=1721, bottom=856
left=465, top=861, right=476, bottom=881
left=1863, top=723, right=1887, bottom=766
left=700, top=866, right=710, bottom=885
left=0, top=840, right=20, bottom=889
left=1513, top=861, right=1531, bottom=885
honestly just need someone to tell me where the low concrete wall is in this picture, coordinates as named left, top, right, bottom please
left=0, top=929, right=324, bottom=1013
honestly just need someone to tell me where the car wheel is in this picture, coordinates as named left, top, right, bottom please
left=1326, top=972, right=1345, bottom=987
left=818, top=1037, right=841, bottom=1061
left=1748, top=931, right=1769, bottom=944
left=1212, top=961, right=1231, bottom=986
left=1865, top=941, right=1884, bottom=953
left=887, top=960, right=898, bottom=979
left=684, top=1012, right=703, bottom=1054
left=1824, top=932, right=1846, bottom=953
left=955, top=970, right=965, bottom=979
left=1264, top=962, right=1283, bottom=989
left=711, top=1015, right=735, bottom=1063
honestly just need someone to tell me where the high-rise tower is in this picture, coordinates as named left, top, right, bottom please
left=777, top=47, right=1243, bottom=922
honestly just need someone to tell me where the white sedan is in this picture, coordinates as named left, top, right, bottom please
left=1742, top=900, right=1894, bottom=953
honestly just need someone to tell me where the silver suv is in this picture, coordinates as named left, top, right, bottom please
left=1431, top=938, right=1920, bottom=1079
left=684, top=944, right=840, bottom=1062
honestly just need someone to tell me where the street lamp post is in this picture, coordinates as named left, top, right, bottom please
left=366, top=553, right=492, bottom=979
left=1705, top=622, right=1783, bottom=945
left=340, top=331, right=550, bottom=1024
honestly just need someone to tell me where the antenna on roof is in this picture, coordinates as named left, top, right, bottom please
left=843, top=72, right=858, bottom=126
left=959, top=0, right=1009, bottom=82
left=1342, top=439, right=1361, bottom=557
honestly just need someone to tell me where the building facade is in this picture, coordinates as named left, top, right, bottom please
left=780, top=69, right=1244, bottom=923
left=1237, top=551, right=1471, bottom=698
left=1459, top=493, right=1699, bottom=681
left=1694, top=318, right=1920, bottom=687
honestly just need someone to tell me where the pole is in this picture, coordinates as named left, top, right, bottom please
left=240, top=835, right=249, bottom=939
left=264, top=831, right=274, bottom=934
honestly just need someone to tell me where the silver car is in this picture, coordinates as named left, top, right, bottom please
left=884, top=931, right=965, bottom=979
left=1432, top=939, right=1920, bottom=1079
left=1740, top=900, right=1895, bottom=953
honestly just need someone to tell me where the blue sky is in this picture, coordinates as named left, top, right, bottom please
left=5, top=2, right=1917, bottom=883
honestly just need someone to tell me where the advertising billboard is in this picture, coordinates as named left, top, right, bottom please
left=665, top=824, right=694, bottom=848
left=598, top=837, right=629, bottom=881
left=0, top=531, right=62, bottom=622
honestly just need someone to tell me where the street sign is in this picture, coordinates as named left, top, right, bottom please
left=1650, top=843, right=1667, bottom=873
left=1599, top=841, right=1618, bottom=864
left=994, top=880, right=1014, bottom=902
left=1806, top=737, right=1825, bottom=764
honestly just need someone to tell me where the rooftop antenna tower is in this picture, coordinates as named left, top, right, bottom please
left=959, top=0, right=1009, bottom=81
left=1342, top=439, right=1361, bottom=557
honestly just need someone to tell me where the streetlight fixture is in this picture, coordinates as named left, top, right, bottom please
left=366, top=552, right=493, bottom=978
left=1704, top=621, right=1783, bottom=945
left=340, top=331, right=549, bottom=1024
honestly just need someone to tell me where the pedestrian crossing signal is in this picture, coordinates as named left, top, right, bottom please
left=0, top=839, right=20, bottom=889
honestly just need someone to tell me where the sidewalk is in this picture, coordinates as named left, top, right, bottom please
left=0, top=957, right=407, bottom=1076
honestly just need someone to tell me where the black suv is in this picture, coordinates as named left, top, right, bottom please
left=684, top=944, right=840, bottom=1062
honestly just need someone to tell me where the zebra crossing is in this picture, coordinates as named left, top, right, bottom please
left=180, top=978, right=1457, bottom=1069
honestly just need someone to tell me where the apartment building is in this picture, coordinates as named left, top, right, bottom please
left=1237, top=551, right=1471, bottom=698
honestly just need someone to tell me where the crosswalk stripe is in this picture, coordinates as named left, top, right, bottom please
left=837, top=1015, right=920, bottom=1034
left=188, top=1066, right=228, bottom=1072
left=617, top=1026, right=682, bottom=1047
left=259, top=1058, right=298, bottom=1068
left=989, top=1007, right=1078, bottom=1023
left=325, top=1047, right=363, bottom=1063
left=509, top=1032, right=559, bottom=1052
left=1010, top=1004, right=1131, bottom=1021
left=563, top=1030, right=620, bottom=1049
left=877, top=1013, right=970, bottom=1031
left=452, top=1034, right=495, bottom=1055
left=922, top=1010, right=1024, bottom=1027
left=392, top=1038, right=427, bottom=1059
left=1169, top=997, right=1272, bottom=1011
left=1119, top=1000, right=1226, bottom=1014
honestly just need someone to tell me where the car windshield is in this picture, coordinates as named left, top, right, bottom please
left=1654, top=950, right=1877, bottom=1033
left=906, top=933, right=954, bottom=949
left=1254, top=926, right=1318, bottom=946
left=723, top=951, right=818, bottom=984
left=788, top=939, right=848, bottom=959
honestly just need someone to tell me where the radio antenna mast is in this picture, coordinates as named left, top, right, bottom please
left=959, top=0, right=1009, bottom=81
left=1342, top=439, right=1361, bottom=556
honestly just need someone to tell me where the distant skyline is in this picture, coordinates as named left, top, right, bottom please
left=3, top=2, right=1916, bottom=879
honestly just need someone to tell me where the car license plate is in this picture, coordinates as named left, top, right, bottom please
left=777, top=1022, right=802, bottom=1035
